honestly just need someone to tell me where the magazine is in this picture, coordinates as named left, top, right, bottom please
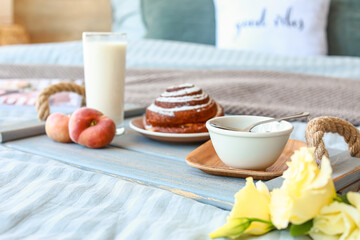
left=0, top=78, right=83, bottom=106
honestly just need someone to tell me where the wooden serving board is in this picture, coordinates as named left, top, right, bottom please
left=186, top=139, right=307, bottom=180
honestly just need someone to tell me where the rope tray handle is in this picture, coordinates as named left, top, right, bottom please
left=36, top=82, right=86, bottom=121
left=305, top=116, right=360, bottom=161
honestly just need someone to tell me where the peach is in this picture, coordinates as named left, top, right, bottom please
left=45, top=113, right=72, bottom=143
left=69, top=107, right=116, bottom=148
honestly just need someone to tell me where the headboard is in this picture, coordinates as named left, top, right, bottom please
left=14, top=0, right=112, bottom=43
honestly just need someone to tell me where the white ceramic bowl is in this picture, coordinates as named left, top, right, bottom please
left=206, top=115, right=294, bottom=170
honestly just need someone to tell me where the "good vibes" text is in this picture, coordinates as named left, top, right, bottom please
left=236, top=7, right=305, bottom=34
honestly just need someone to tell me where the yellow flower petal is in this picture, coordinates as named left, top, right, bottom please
left=270, top=147, right=336, bottom=228
left=348, top=192, right=360, bottom=211
left=289, top=156, right=336, bottom=225
left=230, top=178, right=270, bottom=219
left=310, top=201, right=360, bottom=240
left=209, top=218, right=250, bottom=239
left=270, top=188, right=292, bottom=229
left=210, top=177, right=272, bottom=238
left=229, top=178, right=271, bottom=235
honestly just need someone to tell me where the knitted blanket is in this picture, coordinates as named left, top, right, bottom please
left=1, top=64, right=360, bottom=125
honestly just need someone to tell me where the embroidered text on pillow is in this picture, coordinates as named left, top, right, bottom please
left=236, top=9, right=266, bottom=34
left=274, top=7, right=304, bottom=31
left=236, top=7, right=304, bottom=35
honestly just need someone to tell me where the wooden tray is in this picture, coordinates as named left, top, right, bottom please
left=185, top=139, right=307, bottom=180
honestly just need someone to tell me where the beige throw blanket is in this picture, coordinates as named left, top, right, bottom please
left=1, top=64, right=359, bottom=125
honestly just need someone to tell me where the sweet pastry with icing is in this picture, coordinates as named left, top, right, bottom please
left=143, top=83, right=224, bottom=133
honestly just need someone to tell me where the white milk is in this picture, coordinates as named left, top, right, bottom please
left=83, top=39, right=126, bottom=127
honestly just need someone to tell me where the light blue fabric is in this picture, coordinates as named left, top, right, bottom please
left=0, top=144, right=229, bottom=240
left=0, top=41, right=83, bottom=66
left=1, top=39, right=360, bottom=79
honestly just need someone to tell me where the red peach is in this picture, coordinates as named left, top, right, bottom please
left=68, top=107, right=116, bottom=148
left=45, top=113, right=72, bottom=143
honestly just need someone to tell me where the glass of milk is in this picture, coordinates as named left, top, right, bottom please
left=82, top=32, right=126, bottom=133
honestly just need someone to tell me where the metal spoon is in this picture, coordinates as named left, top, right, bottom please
left=210, top=112, right=310, bottom=132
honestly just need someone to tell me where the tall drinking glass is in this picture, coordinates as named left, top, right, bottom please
left=82, top=32, right=126, bottom=133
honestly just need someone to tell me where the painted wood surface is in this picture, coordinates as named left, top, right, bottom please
left=14, top=0, right=112, bottom=43
left=0, top=24, right=29, bottom=46
left=3, top=118, right=360, bottom=210
left=0, top=0, right=13, bottom=24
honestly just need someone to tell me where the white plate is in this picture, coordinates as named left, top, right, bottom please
left=129, top=117, right=210, bottom=143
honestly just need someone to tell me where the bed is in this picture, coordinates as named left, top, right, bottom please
left=1, top=0, right=360, bottom=239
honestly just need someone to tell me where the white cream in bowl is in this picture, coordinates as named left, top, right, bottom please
left=206, top=115, right=294, bottom=170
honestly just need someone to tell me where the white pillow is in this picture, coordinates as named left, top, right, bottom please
left=214, top=0, right=330, bottom=56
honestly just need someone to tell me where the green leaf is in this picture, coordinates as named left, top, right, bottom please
left=290, top=219, right=313, bottom=236
left=334, top=194, right=351, bottom=205
left=247, top=218, right=276, bottom=232
left=209, top=218, right=275, bottom=239
left=209, top=218, right=251, bottom=239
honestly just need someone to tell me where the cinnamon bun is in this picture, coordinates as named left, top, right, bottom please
left=143, top=83, right=224, bottom=133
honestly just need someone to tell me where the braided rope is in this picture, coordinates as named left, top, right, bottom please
left=36, top=82, right=86, bottom=121
left=305, top=116, right=360, bottom=161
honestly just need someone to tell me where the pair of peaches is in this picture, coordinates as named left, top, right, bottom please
left=46, top=107, right=116, bottom=148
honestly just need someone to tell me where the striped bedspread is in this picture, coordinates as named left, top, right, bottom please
left=0, top=39, right=360, bottom=79
left=0, top=144, right=228, bottom=239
